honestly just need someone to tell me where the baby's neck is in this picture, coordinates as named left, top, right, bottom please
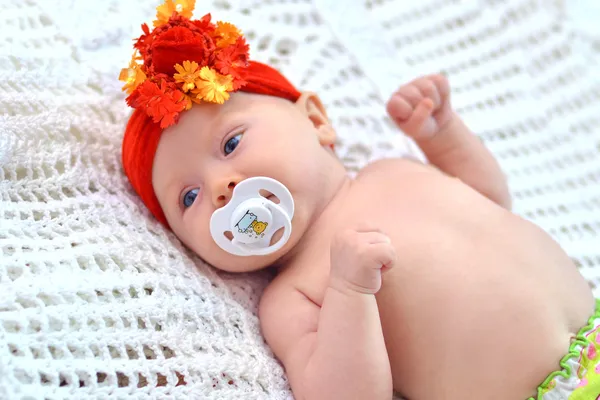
left=277, top=162, right=352, bottom=269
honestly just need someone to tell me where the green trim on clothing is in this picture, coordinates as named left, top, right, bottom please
left=530, top=298, right=600, bottom=400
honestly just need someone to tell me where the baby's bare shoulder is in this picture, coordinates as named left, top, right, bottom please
left=355, top=156, right=444, bottom=185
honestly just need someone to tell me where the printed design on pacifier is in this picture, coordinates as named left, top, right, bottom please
left=235, top=211, right=269, bottom=238
left=210, top=177, right=294, bottom=256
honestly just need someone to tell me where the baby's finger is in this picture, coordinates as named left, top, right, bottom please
left=397, top=98, right=434, bottom=138
left=353, top=223, right=383, bottom=234
left=369, top=242, right=397, bottom=270
left=429, top=74, right=450, bottom=101
left=361, top=231, right=391, bottom=245
left=415, top=79, right=441, bottom=109
left=393, top=84, right=423, bottom=108
left=386, top=94, right=413, bottom=121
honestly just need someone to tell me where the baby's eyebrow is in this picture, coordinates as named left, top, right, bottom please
left=210, top=111, right=245, bottom=139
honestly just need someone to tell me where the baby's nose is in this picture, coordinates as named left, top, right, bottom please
left=211, top=178, right=239, bottom=208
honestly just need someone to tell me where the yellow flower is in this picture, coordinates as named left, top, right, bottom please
left=173, top=60, right=201, bottom=92
left=181, top=93, right=194, bottom=110
left=192, top=67, right=233, bottom=104
left=154, top=0, right=196, bottom=27
left=119, top=52, right=146, bottom=94
left=214, top=21, right=241, bottom=48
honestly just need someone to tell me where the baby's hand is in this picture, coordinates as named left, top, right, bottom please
left=329, top=228, right=397, bottom=295
left=386, top=74, right=454, bottom=141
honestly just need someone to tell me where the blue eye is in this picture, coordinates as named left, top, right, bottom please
left=182, top=188, right=199, bottom=208
left=224, top=133, right=243, bottom=155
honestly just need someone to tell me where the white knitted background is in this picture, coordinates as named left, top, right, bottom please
left=1, top=0, right=598, bottom=399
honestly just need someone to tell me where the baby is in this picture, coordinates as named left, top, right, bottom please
left=120, top=2, right=598, bottom=399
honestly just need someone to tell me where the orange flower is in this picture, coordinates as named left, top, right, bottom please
left=181, top=93, right=195, bottom=109
left=215, top=37, right=249, bottom=74
left=129, top=80, right=186, bottom=128
left=214, top=21, right=241, bottom=48
left=173, top=60, right=201, bottom=92
left=154, top=0, right=196, bottom=27
left=214, top=37, right=249, bottom=89
left=192, top=67, right=233, bottom=104
left=119, top=52, right=146, bottom=94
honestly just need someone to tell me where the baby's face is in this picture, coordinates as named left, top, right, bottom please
left=152, top=92, right=337, bottom=272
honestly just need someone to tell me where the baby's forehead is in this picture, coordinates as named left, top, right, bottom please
left=162, top=95, right=269, bottom=140
left=185, top=93, right=292, bottom=127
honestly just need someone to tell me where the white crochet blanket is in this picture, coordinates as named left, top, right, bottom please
left=1, top=0, right=599, bottom=398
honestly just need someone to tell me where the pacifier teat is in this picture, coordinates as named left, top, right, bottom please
left=209, top=177, right=295, bottom=256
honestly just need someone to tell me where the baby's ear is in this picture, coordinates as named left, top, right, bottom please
left=295, top=91, right=336, bottom=147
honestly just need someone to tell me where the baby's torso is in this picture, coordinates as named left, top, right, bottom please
left=272, top=158, right=594, bottom=399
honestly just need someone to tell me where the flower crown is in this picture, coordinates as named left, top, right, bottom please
left=119, top=0, right=250, bottom=128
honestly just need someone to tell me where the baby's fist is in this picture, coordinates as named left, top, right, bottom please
left=386, top=74, right=453, bottom=141
left=329, top=229, right=397, bottom=295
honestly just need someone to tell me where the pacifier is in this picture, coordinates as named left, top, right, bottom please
left=209, top=177, right=295, bottom=256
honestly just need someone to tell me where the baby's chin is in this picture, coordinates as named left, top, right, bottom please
left=194, top=219, right=304, bottom=272
left=208, top=253, right=279, bottom=273
left=191, top=239, right=287, bottom=273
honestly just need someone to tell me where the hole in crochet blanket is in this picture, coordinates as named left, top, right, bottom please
left=143, top=345, right=157, bottom=359
left=48, top=316, right=64, bottom=331
left=96, top=372, right=107, bottom=384
left=214, top=0, right=231, bottom=10
left=76, top=291, right=94, bottom=303
left=137, top=373, right=148, bottom=388
left=67, top=344, right=86, bottom=358
left=103, top=316, right=116, bottom=328
left=176, top=371, right=186, bottom=386
left=31, top=346, right=44, bottom=359
left=129, top=287, right=139, bottom=298
left=15, top=369, right=34, bottom=384
left=7, top=266, right=24, bottom=280
left=161, top=345, right=175, bottom=359
left=77, top=371, right=89, bottom=387
left=3, top=245, right=16, bottom=256
left=276, top=38, right=296, bottom=56
left=86, top=317, right=100, bottom=330
left=9, top=343, right=23, bottom=356
left=38, top=293, right=60, bottom=307
left=68, top=317, right=81, bottom=330
left=120, top=316, right=132, bottom=328
left=257, top=35, right=272, bottom=51
left=108, top=345, right=120, bottom=359
left=126, top=345, right=139, bottom=360
left=40, top=372, right=52, bottom=385
left=2, top=320, right=22, bottom=333
left=117, top=372, right=129, bottom=387
left=49, top=345, right=64, bottom=359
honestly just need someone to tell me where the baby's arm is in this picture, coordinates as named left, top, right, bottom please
left=386, top=75, right=511, bottom=209
left=259, top=229, right=395, bottom=400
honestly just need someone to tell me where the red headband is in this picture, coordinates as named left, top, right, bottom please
left=120, top=1, right=301, bottom=226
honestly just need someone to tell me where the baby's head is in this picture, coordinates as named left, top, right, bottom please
left=121, top=1, right=342, bottom=272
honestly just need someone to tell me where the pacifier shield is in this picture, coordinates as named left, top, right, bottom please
left=209, top=177, right=294, bottom=256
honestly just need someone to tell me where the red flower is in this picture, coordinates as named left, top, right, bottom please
left=214, top=37, right=249, bottom=89
left=127, top=80, right=186, bottom=128
left=149, top=25, right=216, bottom=75
left=193, top=13, right=215, bottom=32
